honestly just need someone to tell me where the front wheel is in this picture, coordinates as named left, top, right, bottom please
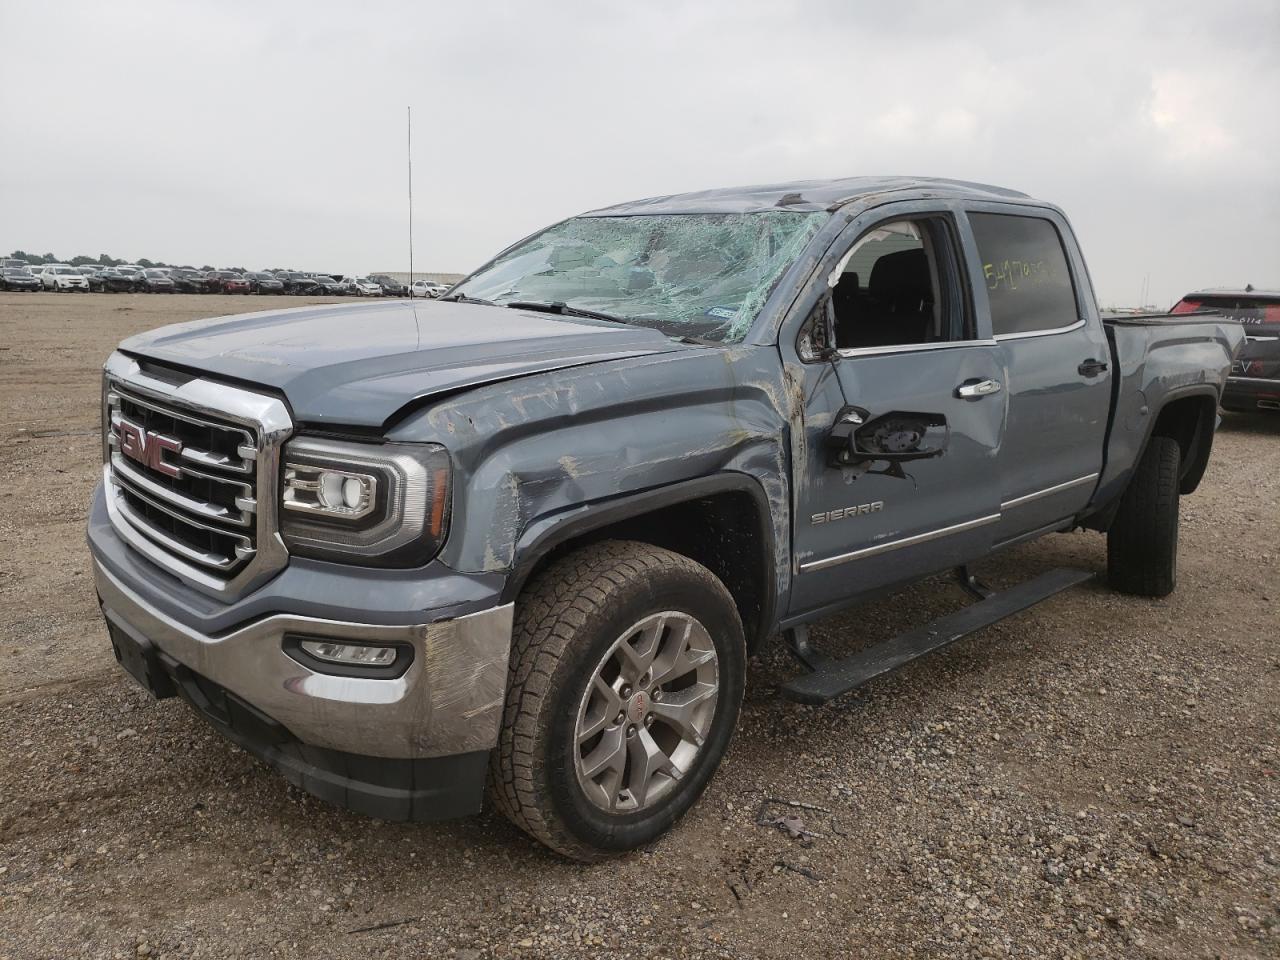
left=490, top=540, right=745, bottom=861
left=1107, top=435, right=1180, bottom=597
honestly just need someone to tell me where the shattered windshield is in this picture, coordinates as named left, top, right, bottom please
left=451, top=212, right=828, bottom=342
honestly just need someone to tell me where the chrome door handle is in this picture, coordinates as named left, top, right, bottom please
left=956, top=378, right=1002, bottom=399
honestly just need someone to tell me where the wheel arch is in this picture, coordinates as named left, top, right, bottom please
left=1084, top=386, right=1219, bottom=532
left=1150, top=390, right=1218, bottom=494
left=503, top=474, right=778, bottom=654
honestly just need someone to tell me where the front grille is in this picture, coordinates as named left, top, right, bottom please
left=102, top=353, right=292, bottom=598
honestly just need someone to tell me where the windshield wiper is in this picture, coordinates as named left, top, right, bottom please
left=439, top=292, right=496, bottom=305
left=503, top=300, right=630, bottom=326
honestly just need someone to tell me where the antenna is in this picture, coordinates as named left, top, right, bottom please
left=407, top=105, right=414, bottom=290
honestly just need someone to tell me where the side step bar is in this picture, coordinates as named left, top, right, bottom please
left=779, top=567, right=1094, bottom=705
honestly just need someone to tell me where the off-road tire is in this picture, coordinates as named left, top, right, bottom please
left=1107, top=435, right=1180, bottom=597
left=489, top=540, right=745, bottom=861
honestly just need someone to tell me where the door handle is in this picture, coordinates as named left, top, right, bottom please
left=1078, top=358, right=1108, bottom=377
left=955, top=378, right=1002, bottom=399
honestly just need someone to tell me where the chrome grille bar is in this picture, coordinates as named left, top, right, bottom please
left=111, top=481, right=252, bottom=571
left=110, top=453, right=254, bottom=527
left=102, top=352, right=293, bottom=600
left=110, top=388, right=256, bottom=471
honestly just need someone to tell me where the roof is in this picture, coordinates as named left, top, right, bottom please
left=582, top=176, right=1032, bottom=216
left=1181, top=287, right=1280, bottom=299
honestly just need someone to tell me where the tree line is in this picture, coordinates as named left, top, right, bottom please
left=7, top=249, right=245, bottom=272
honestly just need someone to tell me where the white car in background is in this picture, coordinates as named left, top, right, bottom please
left=348, top=277, right=383, bottom=297
left=40, top=264, right=91, bottom=292
left=411, top=279, right=448, bottom=298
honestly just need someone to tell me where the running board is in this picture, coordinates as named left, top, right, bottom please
left=779, top=567, right=1094, bottom=705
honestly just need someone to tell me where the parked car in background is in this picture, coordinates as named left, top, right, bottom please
left=0, top=266, right=41, bottom=291
left=410, top=279, right=446, bottom=298
left=369, top=274, right=405, bottom=297
left=310, top=275, right=344, bottom=295
left=169, top=268, right=209, bottom=294
left=2, top=257, right=31, bottom=271
left=99, top=268, right=135, bottom=293
left=76, top=266, right=107, bottom=291
left=275, top=271, right=318, bottom=295
left=1175, top=286, right=1280, bottom=412
left=40, top=264, right=91, bottom=292
left=139, top=269, right=176, bottom=294
left=245, top=271, right=285, bottom=294
left=207, top=270, right=250, bottom=294
left=349, top=277, right=383, bottom=297
left=107, top=266, right=145, bottom=292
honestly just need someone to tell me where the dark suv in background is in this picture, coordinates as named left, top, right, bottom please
left=167, top=269, right=208, bottom=294
left=246, top=271, right=285, bottom=294
left=139, top=269, right=176, bottom=293
left=369, top=274, right=405, bottom=297
left=1174, top=287, right=1280, bottom=412
left=1, top=266, right=41, bottom=291
left=275, top=271, right=318, bottom=295
left=102, top=267, right=142, bottom=293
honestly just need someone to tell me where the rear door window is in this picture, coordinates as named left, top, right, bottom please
left=968, top=213, right=1079, bottom=336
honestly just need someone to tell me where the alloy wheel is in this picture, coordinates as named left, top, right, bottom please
left=573, top=611, right=719, bottom=814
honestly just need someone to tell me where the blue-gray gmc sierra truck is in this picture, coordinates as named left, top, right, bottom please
left=89, top=177, right=1244, bottom=860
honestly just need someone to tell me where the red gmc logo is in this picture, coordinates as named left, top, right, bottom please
left=116, top=418, right=183, bottom=478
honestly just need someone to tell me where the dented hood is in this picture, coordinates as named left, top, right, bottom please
left=120, top=299, right=679, bottom=427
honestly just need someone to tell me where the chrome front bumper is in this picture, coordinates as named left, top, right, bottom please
left=93, top=556, right=513, bottom=759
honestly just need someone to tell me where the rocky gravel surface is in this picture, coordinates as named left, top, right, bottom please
left=1, top=293, right=1277, bottom=958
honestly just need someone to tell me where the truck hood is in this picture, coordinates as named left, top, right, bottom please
left=119, top=299, right=681, bottom=428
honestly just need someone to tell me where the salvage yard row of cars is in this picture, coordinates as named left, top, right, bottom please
left=0, top=259, right=451, bottom=298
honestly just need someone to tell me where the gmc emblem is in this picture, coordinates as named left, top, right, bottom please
left=116, top=418, right=183, bottom=478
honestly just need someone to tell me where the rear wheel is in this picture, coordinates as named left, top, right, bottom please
left=1107, top=436, right=1180, bottom=597
left=490, top=540, right=745, bottom=861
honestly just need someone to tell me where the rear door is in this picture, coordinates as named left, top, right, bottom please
left=960, top=207, right=1113, bottom=546
left=784, top=201, right=1005, bottom=617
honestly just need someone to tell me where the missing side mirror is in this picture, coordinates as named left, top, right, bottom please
left=827, top=407, right=949, bottom=468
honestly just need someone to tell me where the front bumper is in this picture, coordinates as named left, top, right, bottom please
left=89, top=486, right=514, bottom=821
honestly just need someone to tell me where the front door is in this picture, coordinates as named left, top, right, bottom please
left=785, top=205, right=1005, bottom=618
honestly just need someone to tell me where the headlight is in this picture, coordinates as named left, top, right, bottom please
left=280, top=437, right=450, bottom=566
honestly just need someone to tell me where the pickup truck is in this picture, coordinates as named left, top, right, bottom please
left=88, top=176, right=1243, bottom=861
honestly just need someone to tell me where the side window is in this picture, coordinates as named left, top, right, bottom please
left=829, top=217, right=968, bottom=351
left=968, top=213, right=1079, bottom=336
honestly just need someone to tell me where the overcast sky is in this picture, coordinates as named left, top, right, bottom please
left=1, top=0, right=1276, bottom=307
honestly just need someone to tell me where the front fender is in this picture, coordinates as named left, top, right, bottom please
left=388, top=347, right=793, bottom=600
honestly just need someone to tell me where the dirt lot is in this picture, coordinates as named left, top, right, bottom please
left=1, top=291, right=1276, bottom=959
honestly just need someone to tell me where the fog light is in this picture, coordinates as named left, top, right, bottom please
left=299, top=639, right=397, bottom=667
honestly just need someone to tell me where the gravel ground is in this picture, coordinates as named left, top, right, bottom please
left=1, top=292, right=1277, bottom=959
